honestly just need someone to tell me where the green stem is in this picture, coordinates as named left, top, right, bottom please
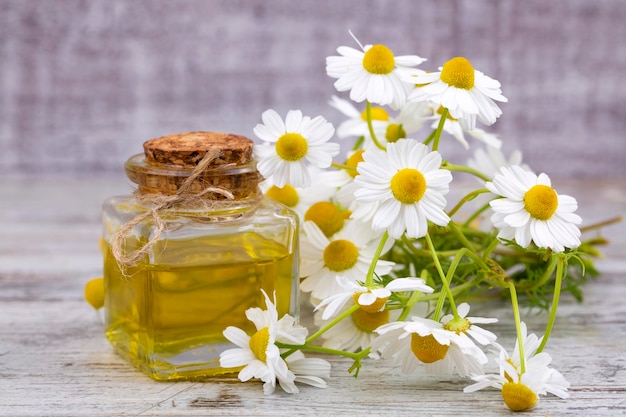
left=425, top=231, right=459, bottom=320
left=365, top=231, right=389, bottom=287
left=305, top=304, right=360, bottom=346
left=444, top=163, right=492, bottom=182
left=433, top=285, right=448, bottom=322
left=423, top=129, right=437, bottom=146
left=514, top=255, right=558, bottom=291
left=448, top=188, right=491, bottom=218
left=508, top=281, right=526, bottom=374
left=397, top=289, right=424, bottom=321
left=482, top=234, right=501, bottom=259
left=277, top=342, right=368, bottom=362
left=579, top=215, right=623, bottom=233
left=462, top=201, right=492, bottom=229
left=536, top=255, right=565, bottom=354
left=431, top=107, right=448, bottom=152
left=365, top=101, right=385, bottom=150
left=331, top=162, right=357, bottom=176
left=352, top=135, right=365, bottom=151
left=398, top=235, right=461, bottom=258
left=447, top=221, right=478, bottom=254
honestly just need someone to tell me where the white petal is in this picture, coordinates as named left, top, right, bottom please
left=223, top=326, right=251, bottom=348
left=261, top=109, right=286, bottom=135
left=220, top=348, right=256, bottom=368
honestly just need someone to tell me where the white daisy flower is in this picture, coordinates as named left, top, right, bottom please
left=354, top=139, right=453, bottom=239
left=407, top=56, right=507, bottom=130
left=486, top=165, right=582, bottom=252
left=219, top=290, right=307, bottom=395
left=315, top=276, right=434, bottom=320
left=443, top=303, right=499, bottom=342
left=326, top=33, right=426, bottom=110
left=372, top=314, right=490, bottom=377
left=253, top=109, right=340, bottom=188
left=464, top=322, right=570, bottom=411
left=300, top=220, right=394, bottom=302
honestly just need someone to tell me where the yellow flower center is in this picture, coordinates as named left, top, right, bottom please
left=304, top=201, right=345, bottom=237
left=345, top=149, right=366, bottom=178
left=410, top=333, right=449, bottom=363
left=362, top=44, right=395, bottom=75
left=360, top=106, right=390, bottom=122
left=440, top=57, right=475, bottom=90
left=249, top=327, right=270, bottom=362
left=84, top=277, right=105, bottom=310
left=501, top=382, right=538, bottom=412
left=524, top=184, right=558, bottom=220
left=323, top=239, right=359, bottom=272
left=351, top=307, right=390, bottom=333
left=353, top=292, right=389, bottom=313
left=385, top=123, right=406, bottom=143
left=443, top=317, right=471, bottom=334
left=390, top=168, right=427, bottom=204
left=275, top=132, right=308, bottom=161
left=265, top=184, right=299, bottom=208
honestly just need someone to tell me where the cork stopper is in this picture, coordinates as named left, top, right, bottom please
left=143, top=132, right=254, bottom=168
left=125, top=132, right=260, bottom=199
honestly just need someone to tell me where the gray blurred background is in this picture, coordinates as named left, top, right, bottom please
left=1, top=0, right=625, bottom=178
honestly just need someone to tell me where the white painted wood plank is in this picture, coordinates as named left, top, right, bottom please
left=1, top=177, right=625, bottom=416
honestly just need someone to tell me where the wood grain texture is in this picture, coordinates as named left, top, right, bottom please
left=0, top=177, right=625, bottom=416
left=1, top=0, right=625, bottom=178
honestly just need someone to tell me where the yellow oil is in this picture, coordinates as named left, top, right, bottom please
left=103, top=231, right=297, bottom=381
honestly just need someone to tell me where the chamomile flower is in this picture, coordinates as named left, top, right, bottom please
left=407, top=56, right=507, bottom=130
left=315, top=276, right=434, bottom=320
left=219, top=290, right=307, bottom=395
left=300, top=220, right=394, bottom=302
left=372, top=314, right=490, bottom=377
left=486, top=165, right=582, bottom=252
left=440, top=303, right=498, bottom=355
left=354, top=139, right=453, bottom=239
left=253, top=109, right=340, bottom=188
left=326, top=33, right=426, bottom=110
left=464, top=322, right=570, bottom=411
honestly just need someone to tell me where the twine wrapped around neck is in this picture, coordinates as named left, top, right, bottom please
left=111, top=148, right=246, bottom=267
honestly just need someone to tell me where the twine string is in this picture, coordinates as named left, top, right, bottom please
left=110, top=148, right=236, bottom=267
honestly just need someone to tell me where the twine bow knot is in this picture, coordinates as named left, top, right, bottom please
left=111, top=148, right=235, bottom=267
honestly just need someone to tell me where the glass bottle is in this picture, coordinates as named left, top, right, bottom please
left=101, top=132, right=299, bottom=381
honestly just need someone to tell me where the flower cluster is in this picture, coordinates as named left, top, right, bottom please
left=218, top=32, right=612, bottom=412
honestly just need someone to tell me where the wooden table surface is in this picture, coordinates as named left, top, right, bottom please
left=1, top=176, right=625, bottom=417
